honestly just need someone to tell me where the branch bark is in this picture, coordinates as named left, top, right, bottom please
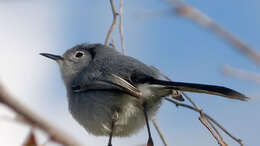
left=119, top=0, right=126, bottom=55
left=165, top=98, right=243, bottom=146
left=105, top=0, right=118, bottom=46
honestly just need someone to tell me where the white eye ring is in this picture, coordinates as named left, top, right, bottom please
left=75, top=51, right=84, bottom=58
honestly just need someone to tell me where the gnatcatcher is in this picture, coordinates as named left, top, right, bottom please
left=40, top=43, right=248, bottom=146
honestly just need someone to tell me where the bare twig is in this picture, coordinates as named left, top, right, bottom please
left=166, top=0, right=260, bottom=65
left=105, top=0, right=119, bottom=46
left=181, top=92, right=226, bottom=145
left=182, top=92, right=227, bottom=145
left=165, top=98, right=243, bottom=146
left=183, top=93, right=227, bottom=146
left=181, top=92, right=200, bottom=109
left=150, top=66, right=171, bottom=145
left=0, top=83, right=82, bottom=146
left=119, top=0, right=126, bottom=55
left=206, top=118, right=227, bottom=146
left=151, top=118, right=169, bottom=146
left=205, top=114, right=243, bottom=146
left=199, top=116, right=226, bottom=146
left=222, top=65, right=260, bottom=84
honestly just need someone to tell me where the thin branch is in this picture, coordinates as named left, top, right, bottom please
left=206, top=118, right=227, bottom=146
left=182, top=92, right=226, bottom=146
left=165, top=98, right=243, bottom=146
left=199, top=116, right=226, bottom=146
left=151, top=118, right=169, bottom=146
left=182, top=92, right=227, bottom=145
left=105, top=0, right=119, bottom=46
left=222, top=65, right=260, bottom=84
left=205, top=113, right=243, bottom=146
left=181, top=92, right=226, bottom=145
left=181, top=92, right=200, bottom=109
left=166, top=0, right=260, bottom=65
left=119, top=0, right=126, bottom=55
left=0, top=83, right=82, bottom=146
left=183, top=93, right=226, bottom=146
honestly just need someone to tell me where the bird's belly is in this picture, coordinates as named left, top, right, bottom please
left=68, top=91, right=161, bottom=137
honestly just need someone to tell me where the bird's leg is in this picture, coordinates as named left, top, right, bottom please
left=108, top=119, right=115, bottom=146
left=108, top=107, right=119, bottom=146
left=143, top=102, right=154, bottom=146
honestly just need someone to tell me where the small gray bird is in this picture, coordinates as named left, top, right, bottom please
left=40, top=43, right=248, bottom=146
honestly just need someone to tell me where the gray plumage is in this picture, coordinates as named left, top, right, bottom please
left=40, top=43, right=248, bottom=138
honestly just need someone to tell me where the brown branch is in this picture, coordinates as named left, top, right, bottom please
left=206, top=118, right=227, bottom=146
left=166, top=0, right=260, bottom=65
left=119, top=0, right=126, bottom=55
left=181, top=91, right=226, bottom=145
left=204, top=113, right=243, bottom=146
left=0, top=83, right=82, bottom=146
left=165, top=98, right=243, bottom=146
left=181, top=92, right=200, bottom=109
left=182, top=93, right=227, bottom=146
left=151, top=118, right=169, bottom=146
left=105, top=0, right=119, bottom=46
left=199, top=116, right=226, bottom=146
left=222, top=65, right=260, bottom=84
left=182, top=93, right=227, bottom=145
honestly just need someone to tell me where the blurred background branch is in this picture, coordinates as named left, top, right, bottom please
left=166, top=0, right=260, bottom=65
left=222, top=65, right=260, bottom=84
left=0, top=83, right=82, bottom=146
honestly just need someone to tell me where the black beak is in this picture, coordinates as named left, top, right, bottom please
left=40, top=53, right=63, bottom=61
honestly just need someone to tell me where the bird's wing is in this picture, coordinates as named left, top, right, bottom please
left=72, top=74, right=142, bottom=98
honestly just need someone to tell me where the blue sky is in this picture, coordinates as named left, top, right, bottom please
left=0, top=0, right=259, bottom=146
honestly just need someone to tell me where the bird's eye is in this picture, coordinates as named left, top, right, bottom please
left=75, top=51, right=84, bottom=58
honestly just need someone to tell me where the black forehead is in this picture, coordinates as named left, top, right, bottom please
left=63, top=43, right=103, bottom=57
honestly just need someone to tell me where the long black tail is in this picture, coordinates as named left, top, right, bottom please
left=150, top=79, right=249, bottom=101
